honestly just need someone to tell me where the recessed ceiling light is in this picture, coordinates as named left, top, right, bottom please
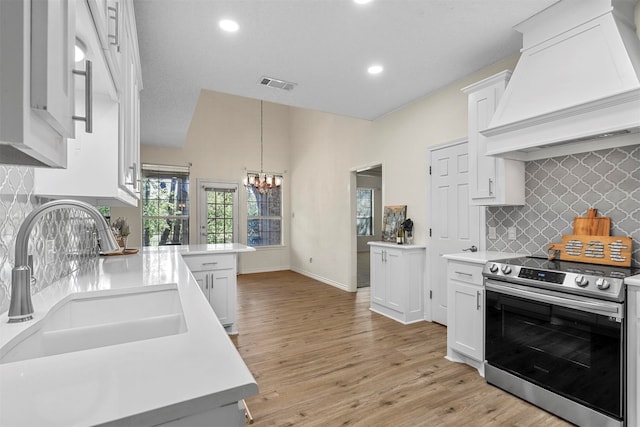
left=354, top=0, right=372, bottom=4
left=368, top=64, right=383, bottom=75
left=219, top=19, right=239, bottom=32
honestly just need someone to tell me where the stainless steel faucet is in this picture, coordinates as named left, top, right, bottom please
left=8, top=200, right=120, bottom=323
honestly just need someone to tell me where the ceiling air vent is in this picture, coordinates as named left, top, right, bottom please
left=259, top=76, right=297, bottom=91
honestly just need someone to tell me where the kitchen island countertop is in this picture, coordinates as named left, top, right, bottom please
left=0, top=244, right=257, bottom=426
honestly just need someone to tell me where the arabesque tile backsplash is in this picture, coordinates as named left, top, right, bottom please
left=0, top=166, right=97, bottom=314
left=486, top=145, right=640, bottom=268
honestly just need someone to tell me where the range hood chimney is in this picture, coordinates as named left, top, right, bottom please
left=483, top=0, right=640, bottom=161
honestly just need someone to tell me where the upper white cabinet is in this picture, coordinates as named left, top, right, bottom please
left=0, top=0, right=77, bottom=167
left=87, top=0, right=124, bottom=88
left=34, top=0, right=141, bottom=206
left=462, top=71, right=525, bottom=206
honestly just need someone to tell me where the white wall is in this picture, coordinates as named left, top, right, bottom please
left=288, top=55, right=519, bottom=291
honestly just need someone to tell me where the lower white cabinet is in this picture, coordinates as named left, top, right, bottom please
left=444, top=258, right=485, bottom=375
left=183, top=253, right=237, bottom=334
left=368, top=242, right=425, bottom=324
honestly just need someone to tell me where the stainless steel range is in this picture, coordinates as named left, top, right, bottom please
left=483, top=256, right=639, bottom=427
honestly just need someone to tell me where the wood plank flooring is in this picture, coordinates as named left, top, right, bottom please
left=233, top=271, right=573, bottom=427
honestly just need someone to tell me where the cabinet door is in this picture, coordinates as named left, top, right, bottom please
left=370, top=248, right=386, bottom=306
left=449, top=281, right=483, bottom=361
left=385, top=249, right=404, bottom=312
left=118, top=14, right=140, bottom=198
left=190, top=270, right=209, bottom=299
left=468, top=87, right=499, bottom=202
left=210, top=270, right=233, bottom=326
left=30, top=0, right=76, bottom=138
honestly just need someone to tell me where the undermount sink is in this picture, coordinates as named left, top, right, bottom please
left=0, top=284, right=187, bottom=364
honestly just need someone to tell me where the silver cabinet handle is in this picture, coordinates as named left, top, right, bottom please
left=205, top=273, right=209, bottom=290
left=108, top=3, right=120, bottom=51
left=476, top=290, right=481, bottom=310
left=455, top=271, right=473, bottom=277
left=202, top=262, right=218, bottom=266
left=488, top=178, right=494, bottom=195
left=72, top=60, right=92, bottom=133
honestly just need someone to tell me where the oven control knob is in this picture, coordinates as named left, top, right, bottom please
left=501, top=265, right=512, bottom=275
left=596, top=278, right=610, bottom=290
left=489, top=264, right=499, bottom=273
left=574, top=275, right=589, bottom=287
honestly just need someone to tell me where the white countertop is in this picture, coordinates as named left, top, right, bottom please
left=627, top=274, right=640, bottom=289
left=368, top=241, right=426, bottom=250
left=442, top=251, right=527, bottom=265
left=0, top=244, right=257, bottom=426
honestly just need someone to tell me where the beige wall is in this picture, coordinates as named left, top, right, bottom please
left=288, top=54, right=519, bottom=290
left=137, top=55, right=520, bottom=284
left=138, top=90, right=291, bottom=273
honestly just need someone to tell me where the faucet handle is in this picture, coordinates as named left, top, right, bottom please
left=28, top=254, right=37, bottom=286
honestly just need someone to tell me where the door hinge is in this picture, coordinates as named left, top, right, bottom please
left=429, top=166, right=432, bottom=175
left=429, top=228, right=432, bottom=237
left=429, top=290, right=433, bottom=299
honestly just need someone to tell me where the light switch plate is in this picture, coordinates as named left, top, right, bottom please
left=488, top=226, right=497, bottom=240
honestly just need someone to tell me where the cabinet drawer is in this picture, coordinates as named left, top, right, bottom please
left=183, top=254, right=235, bottom=272
left=447, top=261, right=483, bottom=286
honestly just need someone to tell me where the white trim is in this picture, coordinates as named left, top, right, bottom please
left=290, top=266, right=351, bottom=292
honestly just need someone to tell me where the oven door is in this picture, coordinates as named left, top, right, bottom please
left=485, top=279, right=624, bottom=421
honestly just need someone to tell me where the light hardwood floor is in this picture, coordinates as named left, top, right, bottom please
left=233, top=271, right=572, bottom=427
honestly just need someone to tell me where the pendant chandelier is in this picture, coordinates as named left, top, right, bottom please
left=244, top=100, right=283, bottom=194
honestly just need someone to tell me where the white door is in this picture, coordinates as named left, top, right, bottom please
left=197, top=180, right=239, bottom=244
left=428, top=140, right=481, bottom=325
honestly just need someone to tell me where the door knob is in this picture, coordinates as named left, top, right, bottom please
left=462, top=245, right=478, bottom=252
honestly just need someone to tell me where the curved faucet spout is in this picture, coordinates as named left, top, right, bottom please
left=8, top=200, right=120, bottom=323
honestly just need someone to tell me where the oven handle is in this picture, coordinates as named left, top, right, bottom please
left=485, top=280, right=623, bottom=319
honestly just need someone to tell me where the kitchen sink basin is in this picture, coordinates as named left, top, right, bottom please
left=0, top=284, right=187, bottom=364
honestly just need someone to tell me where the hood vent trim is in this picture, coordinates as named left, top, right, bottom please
left=481, top=0, right=640, bottom=161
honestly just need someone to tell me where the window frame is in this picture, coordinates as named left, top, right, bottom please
left=245, top=183, right=283, bottom=248
left=356, top=188, right=374, bottom=237
left=141, top=164, right=190, bottom=247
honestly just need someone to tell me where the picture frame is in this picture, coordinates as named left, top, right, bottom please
left=381, top=205, right=407, bottom=242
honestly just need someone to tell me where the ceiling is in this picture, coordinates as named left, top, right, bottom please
left=134, top=0, right=558, bottom=148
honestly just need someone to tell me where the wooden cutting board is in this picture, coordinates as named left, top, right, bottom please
left=548, top=235, right=632, bottom=267
left=573, top=208, right=611, bottom=236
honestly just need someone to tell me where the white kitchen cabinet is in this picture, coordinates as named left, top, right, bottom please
left=87, top=0, right=123, bottom=88
left=628, top=283, right=640, bottom=427
left=368, top=242, right=425, bottom=324
left=462, top=71, right=525, bottom=206
left=0, top=0, right=76, bottom=167
left=33, top=0, right=141, bottom=206
left=445, top=258, right=485, bottom=375
left=183, top=253, right=238, bottom=334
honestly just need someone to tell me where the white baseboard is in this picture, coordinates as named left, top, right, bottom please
left=290, top=266, right=350, bottom=292
left=238, top=265, right=290, bottom=274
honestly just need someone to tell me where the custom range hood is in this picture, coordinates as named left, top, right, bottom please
left=483, top=0, right=640, bottom=161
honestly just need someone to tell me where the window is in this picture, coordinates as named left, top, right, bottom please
left=142, top=164, right=190, bottom=246
left=246, top=186, right=282, bottom=246
left=356, top=188, right=373, bottom=236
